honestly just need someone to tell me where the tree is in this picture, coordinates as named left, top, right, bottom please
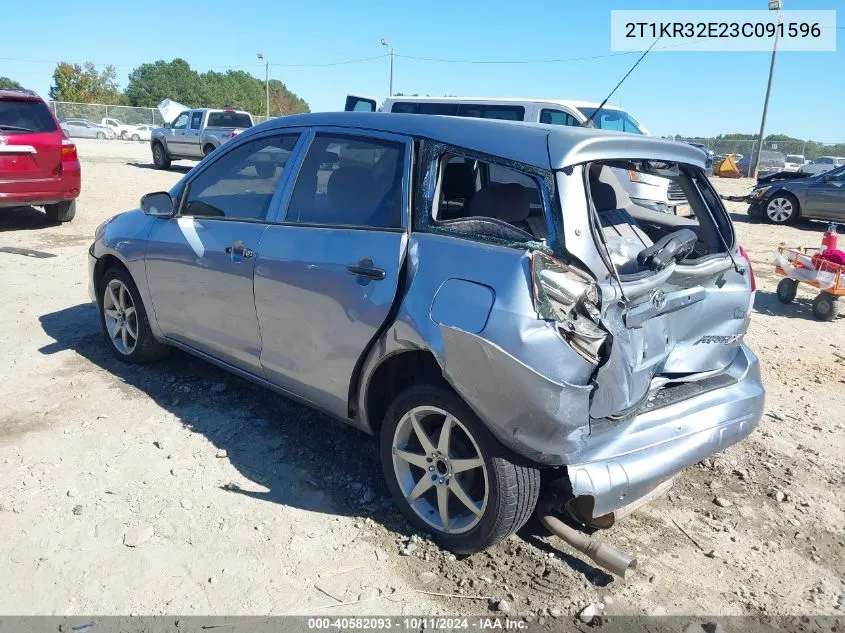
left=0, top=77, right=24, bottom=90
left=124, top=58, right=205, bottom=108
left=124, top=58, right=309, bottom=116
left=49, top=62, right=120, bottom=103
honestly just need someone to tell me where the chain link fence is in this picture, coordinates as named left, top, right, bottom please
left=673, top=136, right=845, bottom=161
left=47, top=101, right=271, bottom=127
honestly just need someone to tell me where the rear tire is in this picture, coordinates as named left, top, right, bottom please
left=776, top=278, right=798, bottom=304
left=202, top=144, right=216, bottom=157
left=380, top=385, right=540, bottom=554
left=98, top=267, right=170, bottom=363
left=152, top=142, right=171, bottom=170
left=44, top=200, right=76, bottom=223
left=812, top=292, right=840, bottom=321
left=131, top=134, right=140, bottom=141
left=96, top=132, right=106, bottom=140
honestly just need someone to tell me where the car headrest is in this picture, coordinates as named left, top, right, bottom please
left=588, top=164, right=618, bottom=212
left=327, top=167, right=376, bottom=210
left=467, top=183, right=530, bottom=224
left=442, top=162, right=476, bottom=201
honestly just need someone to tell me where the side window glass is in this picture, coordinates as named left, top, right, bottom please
left=391, top=102, right=418, bottom=114
left=190, top=112, right=203, bottom=129
left=435, top=152, right=547, bottom=241
left=182, top=134, right=299, bottom=221
left=457, top=104, right=525, bottom=120
left=172, top=113, right=189, bottom=130
left=540, top=109, right=579, bottom=126
left=286, top=133, right=405, bottom=229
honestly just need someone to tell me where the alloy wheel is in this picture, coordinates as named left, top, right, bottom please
left=766, top=197, right=793, bottom=223
left=102, top=279, right=138, bottom=355
left=391, top=405, right=488, bottom=534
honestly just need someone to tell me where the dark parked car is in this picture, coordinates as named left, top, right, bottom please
left=747, top=164, right=845, bottom=224
left=89, top=112, right=762, bottom=569
left=736, top=150, right=786, bottom=178
left=0, top=88, right=80, bottom=222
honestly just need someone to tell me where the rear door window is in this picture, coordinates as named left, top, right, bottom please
left=190, top=112, right=203, bottom=129
left=0, top=99, right=57, bottom=133
left=182, top=134, right=299, bottom=221
left=286, top=133, right=406, bottom=229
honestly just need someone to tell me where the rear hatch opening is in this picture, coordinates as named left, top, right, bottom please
left=580, top=160, right=753, bottom=421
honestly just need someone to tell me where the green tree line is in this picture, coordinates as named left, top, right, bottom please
left=672, top=133, right=845, bottom=161
left=39, top=58, right=309, bottom=118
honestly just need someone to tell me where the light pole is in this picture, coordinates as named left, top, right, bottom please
left=381, top=38, right=394, bottom=96
left=257, top=52, right=269, bottom=119
left=749, top=0, right=782, bottom=178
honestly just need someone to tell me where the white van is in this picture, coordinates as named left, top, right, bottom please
left=344, top=95, right=689, bottom=216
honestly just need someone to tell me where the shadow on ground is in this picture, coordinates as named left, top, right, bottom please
left=37, top=302, right=613, bottom=586
left=0, top=206, right=57, bottom=232
left=754, top=289, right=835, bottom=321
left=128, top=161, right=193, bottom=174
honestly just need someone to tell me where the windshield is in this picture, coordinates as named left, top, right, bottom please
left=577, top=107, right=644, bottom=135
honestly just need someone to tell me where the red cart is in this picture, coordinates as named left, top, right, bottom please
left=774, top=245, right=844, bottom=321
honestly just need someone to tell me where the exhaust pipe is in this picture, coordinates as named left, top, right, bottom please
left=537, top=500, right=637, bottom=579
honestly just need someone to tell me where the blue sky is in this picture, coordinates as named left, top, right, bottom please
left=2, top=0, right=842, bottom=141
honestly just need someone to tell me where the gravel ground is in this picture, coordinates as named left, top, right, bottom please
left=0, top=139, right=843, bottom=619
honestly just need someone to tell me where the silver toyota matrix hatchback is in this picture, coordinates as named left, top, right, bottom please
left=89, top=112, right=764, bottom=562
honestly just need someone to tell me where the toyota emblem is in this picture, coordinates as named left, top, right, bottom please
left=651, top=289, right=667, bottom=311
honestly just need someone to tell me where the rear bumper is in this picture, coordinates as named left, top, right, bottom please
left=567, top=344, right=764, bottom=519
left=0, top=164, right=81, bottom=209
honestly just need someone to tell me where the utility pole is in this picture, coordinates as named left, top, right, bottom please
left=750, top=0, right=782, bottom=178
left=381, top=38, right=394, bottom=96
left=257, top=52, right=269, bottom=119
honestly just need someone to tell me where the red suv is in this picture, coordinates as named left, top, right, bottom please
left=0, top=89, right=80, bottom=223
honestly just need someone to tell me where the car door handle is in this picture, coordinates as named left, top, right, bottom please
left=225, top=241, right=254, bottom=262
left=346, top=264, right=385, bottom=280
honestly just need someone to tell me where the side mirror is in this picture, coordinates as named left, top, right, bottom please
left=163, top=122, right=171, bottom=129
left=141, top=192, right=175, bottom=218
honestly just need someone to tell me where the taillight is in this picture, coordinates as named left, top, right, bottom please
left=531, top=250, right=607, bottom=364
left=230, top=130, right=240, bottom=138
left=738, top=245, right=756, bottom=292
left=61, top=139, right=78, bottom=162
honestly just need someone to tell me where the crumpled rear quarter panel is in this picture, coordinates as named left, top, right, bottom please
left=359, top=232, right=596, bottom=464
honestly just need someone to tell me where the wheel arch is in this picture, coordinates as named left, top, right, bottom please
left=93, top=253, right=131, bottom=300
left=362, top=348, right=449, bottom=437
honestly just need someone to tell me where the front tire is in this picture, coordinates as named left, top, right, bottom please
left=98, top=267, right=170, bottom=363
left=812, top=292, right=840, bottom=321
left=380, top=385, right=540, bottom=554
left=44, top=199, right=76, bottom=223
left=776, top=278, right=798, bottom=304
left=152, top=142, right=171, bottom=170
left=765, top=193, right=799, bottom=224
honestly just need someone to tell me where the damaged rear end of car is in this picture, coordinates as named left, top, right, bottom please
left=534, top=132, right=764, bottom=530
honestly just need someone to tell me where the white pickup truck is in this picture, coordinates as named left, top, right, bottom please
left=149, top=107, right=254, bottom=170
left=100, top=117, right=137, bottom=140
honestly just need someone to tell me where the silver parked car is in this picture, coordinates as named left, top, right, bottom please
left=88, top=113, right=763, bottom=565
left=798, top=155, right=845, bottom=176
left=61, top=119, right=115, bottom=140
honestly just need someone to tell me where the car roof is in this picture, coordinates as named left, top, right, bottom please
left=382, top=96, right=627, bottom=111
left=0, top=89, right=42, bottom=101
left=252, top=112, right=706, bottom=170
